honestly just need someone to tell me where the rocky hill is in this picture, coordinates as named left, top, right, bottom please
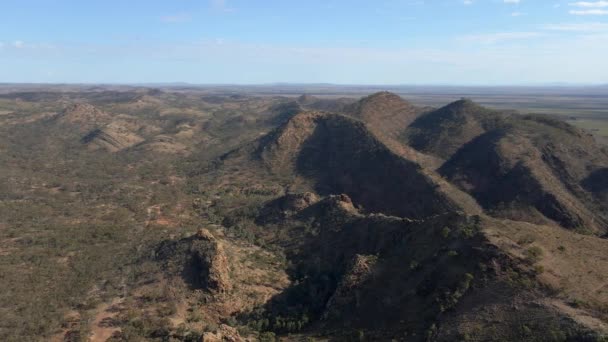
left=255, top=111, right=458, bottom=219
left=405, top=99, right=508, bottom=159
left=252, top=193, right=605, bottom=340
left=407, top=104, right=608, bottom=234
left=208, top=93, right=608, bottom=340
left=346, top=91, right=423, bottom=134
left=2, top=89, right=608, bottom=341
left=53, top=103, right=113, bottom=131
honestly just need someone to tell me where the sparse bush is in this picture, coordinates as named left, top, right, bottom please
left=259, top=331, right=277, bottom=342
left=441, top=227, right=451, bottom=238
left=409, top=260, right=420, bottom=271
left=525, top=246, right=544, bottom=263
left=517, top=234, right=536, bottom=245
left=534, top=265, right=545, bottom=274
left=156, top=303, right=177, bottom=317
left=187, top=310, right=203, bottom=323
left=204, top=322, right=219, bottom=332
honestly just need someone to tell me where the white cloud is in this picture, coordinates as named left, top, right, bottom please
left=569, top=1, right=608, bottom=14
left=569, top=1, right=608, bottom=7
left=511, top=11, right=526, bottom=16
left=0, top=42, right=4, bottom=48
left=504, top=0, right=521, bottom=3
left=569, top=9, right=608, bottom=14
left=13, top=41, right=24, bottom=48
left=463, top=0, right=473, bottom=5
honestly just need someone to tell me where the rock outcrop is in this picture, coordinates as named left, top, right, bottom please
left=190, top=229, right=231, bottom=294
left=156, top=229, right=231, bottom=294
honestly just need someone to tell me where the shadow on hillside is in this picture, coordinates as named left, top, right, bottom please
left=293, top=116, right=454, bottom=220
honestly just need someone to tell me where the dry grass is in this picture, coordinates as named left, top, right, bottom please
left=484, top=216, right=608, bottom=331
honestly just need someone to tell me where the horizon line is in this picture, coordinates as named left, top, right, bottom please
left=1, top=82, right=607, bottom=88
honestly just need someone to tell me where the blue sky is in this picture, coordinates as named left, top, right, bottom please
left=0, top=0, right=607, bottom=84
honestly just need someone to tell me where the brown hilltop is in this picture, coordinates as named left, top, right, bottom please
left=405, top=98, right=508, bottom=159
left=237, top=95, right=608, bottom=233
left=346, top=91, right=420, bottom=124
left=256, top=110, right=459, bottom=219
left=345, top=91, right=423, bottom=143
left=339, top=92, right=443, bottom=168
left=297, top=94, right=316, bottom=104
left=389, top=98, right=608, bottom=233
left=439, top=130, right=603, bottom=231
left=54, top=103, right=112, bottom=129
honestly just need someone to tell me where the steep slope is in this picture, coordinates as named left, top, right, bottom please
left=405, top=99, right=508, bottom=159
left=250, top=194, right=604, bottom=341
left=81, top=121, right=145, bottom=152
left=256, top=111, right=458, bottom=219
left=156, top=228, right=232, bottom=294
left=399, top=98, right=608, bottom=233
left=345, top=91, right=423, bottom=132
left=583, top=168, right=608, bottom=207
left=344, top=92, right=426, bottom=155
left=438, top=114, right=608, bottom=233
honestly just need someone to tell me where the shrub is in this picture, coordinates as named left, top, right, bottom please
left=517, top=234, right=536, bottom=245
left=260, top=331, right=277, bottom=342
left=525, top=246, right=543, bottom=263
left=441, top=227, right=451, bottom=239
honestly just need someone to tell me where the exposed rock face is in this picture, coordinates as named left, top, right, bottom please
left=281, top=192, right=320, bottom=211
left=156, top=229, right=231, bottom=294
left=256, top=192, right=320, bottom=224
left=201, top=324, right=244, bottom=342
left=191, top=229, right=231, bottom=294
